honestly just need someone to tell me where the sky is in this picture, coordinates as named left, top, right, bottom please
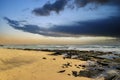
left=0, top=0, right=120, bottom=44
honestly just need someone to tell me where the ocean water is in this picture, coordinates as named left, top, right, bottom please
left=1, top=44, right=120, bottom=54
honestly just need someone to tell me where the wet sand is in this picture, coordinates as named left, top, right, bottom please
left=0, top=48, right=92, bottom=80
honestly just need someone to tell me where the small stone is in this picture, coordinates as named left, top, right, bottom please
left=42, top=57, right=46, bottom=59
left=82, top=65, right=86, bottom=67
left=61, top=66, right=65, bottom=68
left=58, top=70, right=66, bottom=73
left=72, top=71, right=78, bottom=77
left=116, top=67, right=120, bottom=70
left=76, top=66, right=80, bottom=68
left=79, top=65, right=81, bottom=66
left=67, top=74, right=71, bottom=76
left=53, top=58, right=56, bottom=60
left=63, top=57, right=66, bottom=60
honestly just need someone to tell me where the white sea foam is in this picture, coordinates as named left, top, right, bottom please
left=67, top=45, right=120, bottom=54
left=1, top=44, right=120, bottom=54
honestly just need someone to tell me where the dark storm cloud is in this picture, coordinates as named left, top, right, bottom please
left=4, top=17, right=70, bottom=37
left=4, top=17, right=45, bottom=34
left=74, top=0, right=109, bottom=7
left=4, top=17, right=120, bottom=37
left=32, top=0, right=120, bottom=16
left=50, top=17, right=120, bottom=37
left=32, top=0, right=67, bottom=16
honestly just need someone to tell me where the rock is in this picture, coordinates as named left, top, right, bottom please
left=53, top=52, right=62, bottom=55
left=76, top=66, right=80, bottom=68
left=75, top=64, right=77, bottom=66
left=67, top=62, right=70, bottom=66
left=58, top=70, right=66, bottom=73
left=67, top=74, right=71, bottom=76
left=62, top=62, right=72, bottom=68
left=79, top=70, right=93, bottom=77
left=53, top=58, right=56, bottom=60
left=105, top=70, right=120, bottom=80
left=82, top=56, right=91, bottom=61
left=82, top=65, right=86, bottom=67
left=63, top=57, right=66, bottom=60
left=113, top=58, right=120, bottom=63
left=71, top=55, right=78, bottom=59
left=0, top=45, right=3, bottom=46
left=42, top=57, right=47, bottom=59
left=69, top=65, right=72, bottom=67
left=97, top=61, right=109, bottom=66
left=79, top=69, right=104, bottom=78
left=72, top=71, right=78, bottom=77
left=97, top=67, right=105, bottom=71
left=116, top=67, right=120, bottom=70
left=61, top=66, right=65, bottom=68
left=79, top=65, right=82, bottom=66
left=86, top=60, right=96, bottom=67
left=63, top=53, right=71, bottom=58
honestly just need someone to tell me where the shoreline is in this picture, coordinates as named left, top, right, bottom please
left=0, top=48, right=120, bottom=80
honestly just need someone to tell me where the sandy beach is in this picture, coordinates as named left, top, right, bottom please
left=0, top=48, right=92, bottom=80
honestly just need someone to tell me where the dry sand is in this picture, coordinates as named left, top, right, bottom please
left=0, top=48, right=92, bottom=80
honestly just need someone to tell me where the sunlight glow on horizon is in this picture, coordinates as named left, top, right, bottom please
left=0, top=0, right=120, bottom=44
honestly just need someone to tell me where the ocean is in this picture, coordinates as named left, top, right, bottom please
left=1, top=44, right=120, bottom=54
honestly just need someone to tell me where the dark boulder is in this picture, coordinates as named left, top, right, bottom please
left=79, top=69, right=104, bottom=78
left=104, top=70, right=120, bottom=80
left=72, top=71, right=78, bottom=77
